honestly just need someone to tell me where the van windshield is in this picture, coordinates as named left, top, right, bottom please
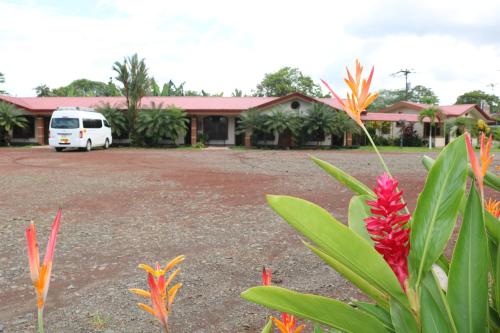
left=51, top=118, right=79, bottom=129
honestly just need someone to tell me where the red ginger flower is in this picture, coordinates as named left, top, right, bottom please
left=365, top=173, right=411, bottom=289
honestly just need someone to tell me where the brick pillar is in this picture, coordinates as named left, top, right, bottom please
left=35, top=117, right=45, bottom=145
left=190, top=116, right=197, bottom=145
left=244, top=129, right=252, bottom=147
left=345, top=132, right=353, bottom=146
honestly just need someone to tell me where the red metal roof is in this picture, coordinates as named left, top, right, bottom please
left=379, top=100, right=492, bottom=120
left=361, top=113, right=426, bottom=122
left=0, top=93, right=344, bottom=114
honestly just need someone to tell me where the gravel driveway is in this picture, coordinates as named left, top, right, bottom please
left=0, top=146, right=494, bottom=332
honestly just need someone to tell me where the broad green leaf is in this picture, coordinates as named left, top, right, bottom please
left=348, top=195, right=374, bottom=245
left=389, top=299, right=418, bottom=333
left=422, top=155, right=500, bottom=191
left=447, top=184, right=488, bottom=333
left=242, top=286, right=389, bottom=333
left=485, top=210, right=500, bottom=241
left=409, top=135, right=467, bottom=287
left=496, top=242, right=500, bottom=314
left=267, top=195, right=408, bottom=309
left=420, top=270, right=456, bottom=333
left=436, top=254, right=450, bottom=274
left=311, top=156, right=375, bottom=197
left=354, top=302, right=394, bottom=332
left=304, top=241, right=389, bottom=309
left=261, top=318, right=273, bottom=333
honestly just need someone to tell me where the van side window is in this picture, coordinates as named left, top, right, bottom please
left=103, top=120, right=111, bottom=128
left=83, top=119, right=103, bottom=128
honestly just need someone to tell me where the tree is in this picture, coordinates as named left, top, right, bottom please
left=113, top=54, right=150, bottom=142
left=368, top=89, right=406, bottom=110
left=136, top=102, right=188, bottom=146
left=331, top=110, right=360, bottom=139
left=262, top=108, right=296, bottom=145
left=96, top=102, right=128, bottom=138
left=34, top=84, right=52, bottom=97
left=232, top=89, right=243, bottom=97
left=418, top=106, right=440, bottom=149
left=456, top=90, right=499, bottom=114
left=0, top=102, right=28, bottom=145
left=51, top=79, right=121, bottom=97
left=368, top=85, right=439, bottom=110
left=254, top=67, right=323, bottom=97
left=0, top=72, right=7, bottom=95
left=302, top=104, right=336, bottom=146
left=408, top=85, right=439, bottom=104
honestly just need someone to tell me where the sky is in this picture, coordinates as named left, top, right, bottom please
left=0, top=0, right=499, bottom=104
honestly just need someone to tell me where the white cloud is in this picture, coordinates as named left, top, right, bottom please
left=0, top=0, right=499, bottom=104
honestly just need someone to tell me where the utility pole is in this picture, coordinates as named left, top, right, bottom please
left=392, top=68, right=415, bottom=99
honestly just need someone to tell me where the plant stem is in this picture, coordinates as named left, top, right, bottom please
left=37, top=308, right=44, bottom=333
left=361, top=126, right=411, bottom=215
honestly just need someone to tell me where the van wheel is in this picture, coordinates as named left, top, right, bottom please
left=85, top=140, right=92, bottom=152
left=55, top=147, right=63, bottom=152
left=104, top=139, right=110, bottom=149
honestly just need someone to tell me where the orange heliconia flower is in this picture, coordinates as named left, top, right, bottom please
left=271, top=313, right=305, bottom=333
left=25, top=209, right=62, bottom=310
left=261, top=267, right=305, bottom=333
left=321, top=60, right=379, bottom=126
left=486, top=198, right=500, bottom=218
left=465, top=132, right=493, bottom=193
left=130, top=256, right=184, bottom=333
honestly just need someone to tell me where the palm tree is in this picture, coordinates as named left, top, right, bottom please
left=263, top=108, right=294, bottom=146
left=34, top=84, right=52, bottom=97
left=236, top=108, right=262, bottom=137
left=330, top=111, right=360, bottom=146
left=0, top=72, right=6, bottom=94
left=113, top=53, right=150, bottom=142
left=136, top=102, right=188, bottom=146
left=418, top=106, right=440, bottom=149
left=96, top=102, right=128, bottom=138
left=0, top=102, right=28, bottom=145
left=303, top=103, right=336, bottom=146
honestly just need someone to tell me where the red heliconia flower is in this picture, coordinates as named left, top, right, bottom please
left=365, top=173, right=411, bottom=289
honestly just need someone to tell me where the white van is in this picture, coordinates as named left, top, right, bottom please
left=49, top=107, right=112, bottom=152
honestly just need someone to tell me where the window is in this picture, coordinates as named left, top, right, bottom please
left=51, top=118, right=79, bottom=129
left=13, top=116, right=35, bottom=138
left=291, top=101, right=300, bottom=109
left=305, top=129, right=325, bottom=142
left=381, top=121, right=391, bottom=135
left=83, top=119, right=102, bottom=128
left=424, top=123, right=441, bottom=137
left=103, top=120, right=110, bottom=128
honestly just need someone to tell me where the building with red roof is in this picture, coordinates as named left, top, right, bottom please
left=0, top=93, right=493, bottom=147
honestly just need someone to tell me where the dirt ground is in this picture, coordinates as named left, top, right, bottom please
left=0, top=146, right=496, bottom=332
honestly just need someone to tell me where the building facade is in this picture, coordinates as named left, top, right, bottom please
left=0, top=94, right=493, bottom=147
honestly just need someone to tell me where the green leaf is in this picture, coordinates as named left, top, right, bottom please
left=422, top=155, right=500, bottom=191
left=311, top=156, right=375, bottom=197
left=409, top=135, right=468, bottom=287
left=447, top=184, right=489, bottom=333
left=389, top=299, right=418, bottom=333
left=304, top=241, right=389, bottom=310
left=420, top=270, right=456, bottom=333
left=241, top=286, right=389, bottom=333
left=348, top=195, right=374, bottom=245
left=354, top=302, right=394, bottom=332
left=485, top=209, right=500, bottom=241
left=261, top=318, right=273, bottom=333
left=267, top=195, right=408, bottom=309
left=496, top=242, right=500, bottom=314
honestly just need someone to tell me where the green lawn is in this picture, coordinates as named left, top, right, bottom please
left=358, top=146, right=443, bottom=153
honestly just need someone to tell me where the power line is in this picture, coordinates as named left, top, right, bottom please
left=391, top=68, right=416, bottom=99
